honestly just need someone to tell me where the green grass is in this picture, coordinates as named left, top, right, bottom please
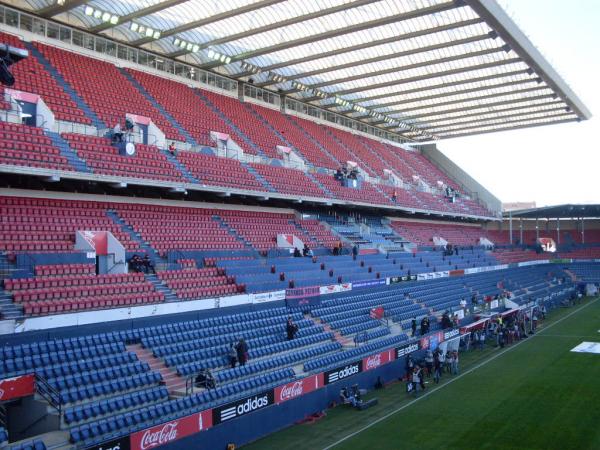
left=243, top=297, right=600, bottom=450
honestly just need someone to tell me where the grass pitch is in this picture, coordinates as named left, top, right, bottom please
left=244, top=297, right=600, bottom=450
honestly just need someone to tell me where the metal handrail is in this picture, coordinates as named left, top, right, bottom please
left=34, top=373, right=62, bottom=417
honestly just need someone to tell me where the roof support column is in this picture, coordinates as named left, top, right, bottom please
left=556, top=218, right=560, bottom=245
left=581, top=217, right=585, bottom=244
left=280, top=94, right=286, bottom=114
left=520, top=218, right=523, bottom=245
left=237, top=81, right=245, bottom=102
left=509, top=212, right=513, bottom=245
left=535, top=218, right=539, bottom=241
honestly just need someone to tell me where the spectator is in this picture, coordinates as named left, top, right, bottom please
left=424, top=350, right=433, bottom=378
left=411, top=366, right=421, bottom=396
left=433, top=349, right=442, bottom=384
left=392, top=190, right=397, bottom=202
left=302, top=244, right=309, bottom=257
left=411, top=317, right=417, bottom=337
left=307, top=247, right=314, bottom=257
left=112, top=122, right=123, bottom=143
left=337, top=241, right=344, bottom=255
left=450, top=350, right=459, bottom=375
left=460, top=298, right=467, bottom=311
left=236, top=339, right=248, bottom=366
left=286, top=317, right=298, bottom=340
left=142, top=254, right=155, bottom=274
left=420, top=317, right=426, bottom=335
left=228, top=343, right=237, bottom=368
left=195, top=368, right=216, bottom=390
left=352, top=245, right=358, bottom=259
left=125, top=116, right=134, bottom=132
left=168, top=142, right=177, bottom=156
left=129, top=254, right=142, bottom=272
left=293, top=247, right=301, bottom=257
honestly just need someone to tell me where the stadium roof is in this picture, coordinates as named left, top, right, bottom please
left=21, top=0, right=591, bottom=141
left=504, top=204, right=600, bottom=219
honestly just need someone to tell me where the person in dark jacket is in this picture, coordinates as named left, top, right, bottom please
left=236, top=338, right=248, bottom=366
left=286, top=317, right=299, bottom=340
left=411, top=317, right=417, bottom=337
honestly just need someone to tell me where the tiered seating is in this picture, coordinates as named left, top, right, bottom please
left=124, top=69, right=239, bottom=148
left=219, top=210, right=301, bottom=251
left=61, top=133, right=183, bottom=182
left=289, top=116, right=365, bottom=173
left=177, top=151, right=263, bottom=191
left=113, top=203, right=244, bottom=256
left=378, top=185, right=423, bottom=209
left=400, top=147, right=461, bottom=191
left=327, top=127, right=388, bottom=177
left=157, top=267, right=242, bottom=299
left=357, top=136, right=417, bottom=182
left=492, top=249, right=551, bottom=264
left=313, top=173, right=390, bottom=205
left=0, top=196, right=140, bottom=254
left=0, top=122, right=73, bottom=171
left=390, top=220, right=486, bottom=247
left=201, top=90, right=284, bottom=157
left=5, top=272, right=163, bottom=316
left=559, top=247, right=600, bottom=259
left=249, top=163, right=327, bottom=198
left=0, top=31, right=90, bottom=124
left=248, top=104, right=338, bottom=169
left=298, top=219, right=339, bottom=249
left=33, top=43, right=181, bottom=140
left=35, top=263, right=95, bottom=277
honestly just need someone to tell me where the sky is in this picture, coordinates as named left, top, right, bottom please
left=438, top=0, right=600, bottom=207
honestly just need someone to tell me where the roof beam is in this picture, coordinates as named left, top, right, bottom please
left=412, top=99, right=565, bottom=126
left=402, top=92, right=558, bottom=122
left=282, top=45, right=510, bottom=94
left=385, top=85, right=549, bottom=116
left=371, top=76, right=541, bottom=110
left=131, top=0, right=285, bottom=46
left=332, top=56, right=522, bottom=96
left=465, top=0, right=591, bottom=120
left=235, top=18, right=483, bottom=78
left=425, top=105, right=573, bottom=131
left=90, top=0, right=189, bottom=33
left=37, top=0, right=87, bottom=18
left=432, top=113, right=577, bottom=136
left=199, top=1, right=458, bottom=70
left=257, top=33, right=491, bottom=88
left=168, top=0, right=380, bottom=58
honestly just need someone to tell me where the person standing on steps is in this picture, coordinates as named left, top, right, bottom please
left=228, top=342, right=237, bottom=368
left=236, top=338, right=248, bottom=366
left=411, top=317, right=417, bottom=337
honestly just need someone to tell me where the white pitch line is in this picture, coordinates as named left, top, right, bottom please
left=322, top=297, right=599, bottom=450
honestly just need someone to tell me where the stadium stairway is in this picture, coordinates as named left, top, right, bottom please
left=307, top=315, right=354, bottom=349
left=192, top=90, right=268, bottom=159
left=242, top=104, right=311, bottom=167
left=240, top=162, right=277, bottom=193
left=105, top=210, right=163, bottom=264
left=145, top=273, right=178, bottom=303
left=44, top=131, right=92, bottom=173
left=289, top=221, right=319, bottom=247
left=25, top=43, right=105, bottom=130
left=285, top=116, right=341, bottom=167
left=160, top=149, right=199, bottom=183
left=126, top=344, right=185, bottom=394
left=0, top=253, right=24, bottom=320
left=211, top=216, right=255, bottom=251
left=118, top=68, right=198, bottom=146
left=305, top=171, right=336, bottom=198
left=323, top=127, right=375, bottom=176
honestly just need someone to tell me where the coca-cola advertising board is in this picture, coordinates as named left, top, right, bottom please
left=274, top=373, right=324, bottom=404
left=0, top=374, right=35, bottom=401
left=361, top=350, right=394, bottom=372
left=130, top=409, right=212, bottom=450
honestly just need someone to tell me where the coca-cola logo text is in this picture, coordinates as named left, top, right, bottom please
left=365, top=353, right=382, bottom=370
left=279, top=381, right=304, bottom=401
left=139, top=422, right=178, bottom=450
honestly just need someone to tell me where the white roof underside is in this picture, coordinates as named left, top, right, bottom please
left=19, top=0, right=591, bottom=141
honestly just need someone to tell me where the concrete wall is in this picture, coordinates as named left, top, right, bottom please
left=420, top=144, right=502, bottom=214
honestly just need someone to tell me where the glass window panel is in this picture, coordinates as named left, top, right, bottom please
left=47, top=22, right=60, bottom=40
left=33, top=17, right=45, bottom=36
left=20, top=14, right=33, bottom=32
left=5, top=8, right=17, bottom=27
left=59, top=26, right=71, bottom=43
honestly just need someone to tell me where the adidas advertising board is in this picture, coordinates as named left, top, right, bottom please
left=324, top=360, right=363, bottom=385
left=443, top=329, right=460, bottom=340
left=85, top=437, right=130, bottom=450
left=395, top=341, right=420, bottom=358
left=213, top=389, right=274, bottom=425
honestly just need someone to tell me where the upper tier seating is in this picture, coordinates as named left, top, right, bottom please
left=326, top=127, right=389, bottom=177
left=61, top=133, right=183, bottom=182
left=313, top=173, right=390, bottom=205
left=177, top=151, right=264, bottom=191
left=297, top=219, right=340, bottom=249
left=0, top=122, right=73, bottom=171
left=248, top=163, right=327, bottom=198
left=0, top=32, right=90, bottom=124
left=0, top=197, right=140, bottom=255
left=201, top=90, right=284, bottom=158
left=33, top=43, right=181, bottom=140
left=123, top=69, right=242, bottom=149
left=356, top=136, right=417, bottom=182
left=247, top=104, right=338, bottom=169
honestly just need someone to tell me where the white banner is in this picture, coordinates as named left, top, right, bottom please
left=251, top=290, right=286, bottom=304
left=517, top=260, right=549, bottom=267
left=417, top=270, right=449, bottom=281
left=319, top=283, right=353, bottom=296
left=463, top=264, right=508, bottom=275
